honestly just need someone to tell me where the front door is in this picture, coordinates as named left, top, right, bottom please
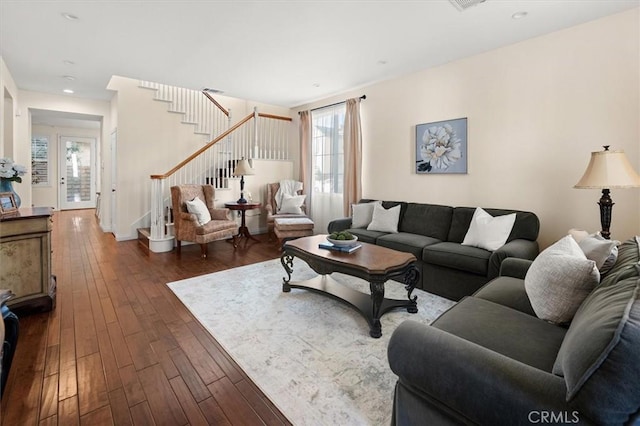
left=59, top=136, right=96, bottom=210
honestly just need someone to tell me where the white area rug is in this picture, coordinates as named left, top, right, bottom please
left=167, top=259, right=455, bottom=425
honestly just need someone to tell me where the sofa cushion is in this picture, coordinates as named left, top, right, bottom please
left=432, top=297, right=566, bottom=371
left=195, top=218, right=236, bottom=235
left=473, top=276, right=536, bottom=317
left=399, top=203, right=453, bottom=241
left=552, top=272, right=640, bottom=425
left=461, top=208, right=516, bottom=251
left=377, top=233, right=441, bottom=259
left=448, top=207, right=539, bottom=244
left=423, top=242, right=490, bottom=276
left=599, top=236, right=640, bottom=288
left=345, top=228, right=387, bottom=244
left=525, top=236, right=599, bottom=324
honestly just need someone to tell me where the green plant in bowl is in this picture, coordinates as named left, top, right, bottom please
left=328, top=231, right=358, bottom=246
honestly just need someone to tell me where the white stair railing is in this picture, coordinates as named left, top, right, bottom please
left=139, top=80, right=231, bottom=140
left=149, top=110, right=292, bottom=251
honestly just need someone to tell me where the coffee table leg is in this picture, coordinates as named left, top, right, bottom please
left=404, top=265, right=419, bottom=313
left=369, top=280, right=385, bottom=338
left=281, top=253, right=294, bottom=292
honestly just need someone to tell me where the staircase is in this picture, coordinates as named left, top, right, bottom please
left=136, top=80, right=293, bottom=253
left=138, top=80, right=231, bottom=140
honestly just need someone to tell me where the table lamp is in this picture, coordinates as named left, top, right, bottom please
left=574, top=146, right=640, bottom=239
left=233, top=158, right=255, bottom=204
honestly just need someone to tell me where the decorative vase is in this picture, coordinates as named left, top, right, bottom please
left=0, top=179, right=20, bottom=208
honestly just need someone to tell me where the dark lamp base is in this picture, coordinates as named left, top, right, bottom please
left=237, top=197, right=248, bottom=204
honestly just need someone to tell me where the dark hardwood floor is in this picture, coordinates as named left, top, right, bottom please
left=1, top=209, right=291, bottom=426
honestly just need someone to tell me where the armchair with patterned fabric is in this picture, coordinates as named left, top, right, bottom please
left=171, top=185, right=238, bottom=257
left=265, top=181, right=308, bottom=240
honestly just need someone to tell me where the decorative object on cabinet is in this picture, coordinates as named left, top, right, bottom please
left=0, top=192, right=18, bottom=215
left=0, top=157, right=26, bottom=208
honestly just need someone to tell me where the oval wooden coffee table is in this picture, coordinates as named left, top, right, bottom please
left=281, top=234, right=419, bottom=338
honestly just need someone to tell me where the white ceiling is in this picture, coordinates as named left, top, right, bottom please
left=1, top=0, right=638, bottom=108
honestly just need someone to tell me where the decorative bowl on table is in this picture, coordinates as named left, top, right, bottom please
left=327, top=235, right=359, bottom=247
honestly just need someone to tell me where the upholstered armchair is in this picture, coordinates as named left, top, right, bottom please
left=170, top=185, right=238, bottom=257
left=265, top=182, right=307, bottom=240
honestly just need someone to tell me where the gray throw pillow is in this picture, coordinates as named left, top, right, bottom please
left=576, top=233, right=618, bottom=273
left=525, top=235, right=600, bottom=324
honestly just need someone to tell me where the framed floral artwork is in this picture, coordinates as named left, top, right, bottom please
left=415, top=117, right=467, bottom=174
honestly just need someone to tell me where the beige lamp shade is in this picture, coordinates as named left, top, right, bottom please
left=574, top=149, right=640, bottom=189
left=234, top=158, right=255, bottom=176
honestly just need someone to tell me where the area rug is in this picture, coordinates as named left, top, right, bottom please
left=167, top=259, right=455, bottom=425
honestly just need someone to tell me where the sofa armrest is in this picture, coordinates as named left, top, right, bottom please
left=388, top=321, right=569, bottom=426
left=327, top=217, right=352, bottom=234
left=488, top=239, right=539, bottom=279
left=499, top=258, right=533, bottom=279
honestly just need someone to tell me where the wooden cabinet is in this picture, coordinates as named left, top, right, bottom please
left=0, top=207, right=55, bottom=315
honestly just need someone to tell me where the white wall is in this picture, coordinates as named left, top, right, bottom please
left=295, top=9, right=640, bottom=248
left=31, top=124, right=101, bottom=209
left=11, top=90, right=111, bottom=211
left=0, top=57, right=18, bottom=160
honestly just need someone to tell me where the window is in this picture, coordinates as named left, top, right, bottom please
left=31, top=136, right=50, bottom=185
left=310, top=104, right=345, bottom=232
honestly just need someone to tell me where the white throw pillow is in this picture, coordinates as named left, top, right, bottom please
left=461, top=208, right=516, bottom=251
left=351, top=201, right=381, bottom=229
left=185, top=196, right=211, bottom=226
left=367, top=203, right=401, bottom=233
left=279, top=194, right=306, bottom=214
left=525, top=235, right=600, bottom=324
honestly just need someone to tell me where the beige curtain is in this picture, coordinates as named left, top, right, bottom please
left=299, top=110, right=312, bottom=209
left=343, top=98, right=363, bottom=216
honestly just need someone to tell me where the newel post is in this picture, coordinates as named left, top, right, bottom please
left=148, top=177, right=175, bottom=252
left=150, top=177, right=165, bottom=240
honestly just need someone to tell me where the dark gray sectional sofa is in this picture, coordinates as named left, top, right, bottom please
left=388, top=237, right=640, bottom=425
left=328, top=200, right=540, bottom=300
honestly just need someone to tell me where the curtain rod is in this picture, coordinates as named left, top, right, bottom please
left=298, top=95, right=366, bottom=114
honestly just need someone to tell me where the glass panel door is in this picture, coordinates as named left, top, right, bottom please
left=59, top=136, right=96, bottom=210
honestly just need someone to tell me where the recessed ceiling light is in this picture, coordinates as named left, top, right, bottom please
left=378, top=60, right=388, bottom=65
left=312, top=83, right=320, bottom=88
left=63, top=75, right=76, bottom=81
left=63, top=89, right=74, bottom=94
left=61, top=12, right=79, bottom=21
left=512, top=11, right=528, bottom=19
left=63, top=60, right=75, bottom=65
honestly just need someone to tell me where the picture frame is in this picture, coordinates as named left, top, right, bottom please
left=0, top=192, right=18, bottom=215
left=416, top=117, right=468, bottom=174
